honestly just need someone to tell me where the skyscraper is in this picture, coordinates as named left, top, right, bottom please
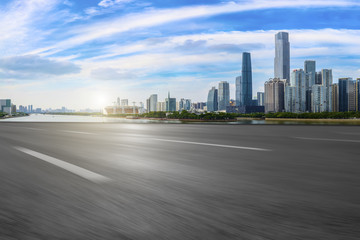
left=285, top=86, right=296, bottom=113
left=315, top=71, right=322, bottom=85
left=289, top=69, right=306, bottom=113
left=257, top=92, right=264, bottom=106
left=207, top=87, right=218, bottom=112
left=185, top=99, right=191, bottom=111
left=235, top=76, right=241, bottom=106
left=218, top=81, right=230, bottom=111
left=304, top=60, right=316, bottom=87
left=321, top=69, right=333, bottom=87
left=356, top=79, right=360, bottom=111
left=274, top=32, right=290, bottom=84
left=239, top=52, right=252, bottom=107
left=165, top=92, right=176, bottom=112
left=339, top=78, right=355, bottom=112
left=304, top=60, right=316, bottom=112
left=264, top=78, right=285, bottom=113
left=149, top=94, right=157, bottom=112
left=332, top=83, right=339, bottom=112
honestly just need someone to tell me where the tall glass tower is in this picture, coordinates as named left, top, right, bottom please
left=239, top=52, right=252, bottom=107
left=207, top=87, right=218, bottom=112
left=235, top=76, right=241, bottom=106
left=274, top=32, right=290, bottom=84
left=218, top=81, right=230, bottom=111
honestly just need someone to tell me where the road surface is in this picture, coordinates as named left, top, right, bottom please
left=0, top=122, right=359, bottom=239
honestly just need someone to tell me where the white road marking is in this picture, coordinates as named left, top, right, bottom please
left=152, top=138, right=271, bottom=151
left=294, top=137, right=360, bottom=143
left=24, top=127, right=44, bottom=131
left=14, top=147, right=110, bottom=183
left=60, top=130, right=96, bottom=135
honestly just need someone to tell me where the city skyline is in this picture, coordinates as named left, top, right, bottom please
left=1, top=0, right=360, bottom=110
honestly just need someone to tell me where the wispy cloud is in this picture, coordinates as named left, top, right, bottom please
left=31, top=0, right=360, bottom=56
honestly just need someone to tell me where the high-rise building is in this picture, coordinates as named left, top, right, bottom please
left=304, top=60, right=316, bottom=112
left=239, top=52, right=253, bottom=107
left=274, top=32, right=290, bottom=84
left=264, top=78, right=285, bottom=113
left=304, top=60, right=316, bottom=89
left=356, top=79, right=360, bottom=111
left=218, top=81, right=230, bottom=111
left=339, top=78, right=356, bottom=112
left=146, top=98, right=150, bottom=112
left=257, top=92, right=264, bottom=106
left=179, top=98, right=185, bottom=111
left=289, top=69, right=306, bottom=113
left=165, top=92, right=176, bottom=112
left=312, top=84, right=333, bottom=113
left=311, top=85, right=322, bottom=113
left=157, top=102, right=166, bottom=112
left=0, top=99, right=12, bottom=115
left=321, top=69, right=333, bottom=87
left=332, top=83, right=339, bottom=112
left=149, top=94, right=157, bottom=112
left=348, top=80, right=356, bottom=111
left=235, top=76, right=241, bottom=106
left=117, top=97, right=120, bottom=106
left=285, top=86, right=296, bottom=113
left=185, top=99, right=191, bottom=111
left=315, top=71, right=322, bottom=85
left=207, top=87, right=218, bottom=112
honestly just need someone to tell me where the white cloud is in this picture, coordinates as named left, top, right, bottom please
left=0, top=55, right=81, bottom=80
left=31, top=0, right=360, bottom=56
left=0, top=0, right=59, bottom=55
left=98, top=0, right=134, bottom=8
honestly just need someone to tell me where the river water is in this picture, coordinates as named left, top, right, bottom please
left=1, top=114, right=360, bottom=125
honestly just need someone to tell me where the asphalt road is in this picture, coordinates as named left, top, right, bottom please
left=0, top=122, right=359, bottom=239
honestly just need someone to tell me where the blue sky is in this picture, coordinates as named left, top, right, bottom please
left=0, top=0, right=360, bottom=110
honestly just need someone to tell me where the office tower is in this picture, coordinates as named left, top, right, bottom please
left=218, top=81, right=230, bottom=110
left=257, top=92, right=264, bottom=106
left=240, top=52, right=253, bottom=106
left=207, top=87, right=218, bottom=112
left=285, top=86, right=296, bottom=112
left=356, top=79, right=360, bottom=111
left=290, top=69, right=306, bottom=113
left=0, top=99, right=12, bottom=115
left=235, top=76, right=241, bottom=106
left=146, top=98, right=150, bottom=112
left=332, top=83, right=339, bottom=112
left=185, top=99, right=191, bottom=111
left=304, top=60, right=316, bottom=112
left=339, top=78, right=355, bottom=112
left=149, top=94, right=157, bottom=112
left=348, top=80, right=356, bottom=111
left=311, top=85, right=322, bottom=113
left=117, top=97, right=120, bottom=106
left=315, top=72, right=322, bottom=85
left=315, top=71, right=322, bottom=85
left=121, top=99, right=128, bottom=106
left=179, top=98, right=185, bottom=111
left=264, top=78, right=285, bottom=113
left=274, top=32, right=290, bottom=83
left=312, top=85, right=333, bottom=113
left=304, top=60, right=316, bottom=88
left=165, top=92, right=176, bottom=112
left=321, top=69, right=333, bottom=87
